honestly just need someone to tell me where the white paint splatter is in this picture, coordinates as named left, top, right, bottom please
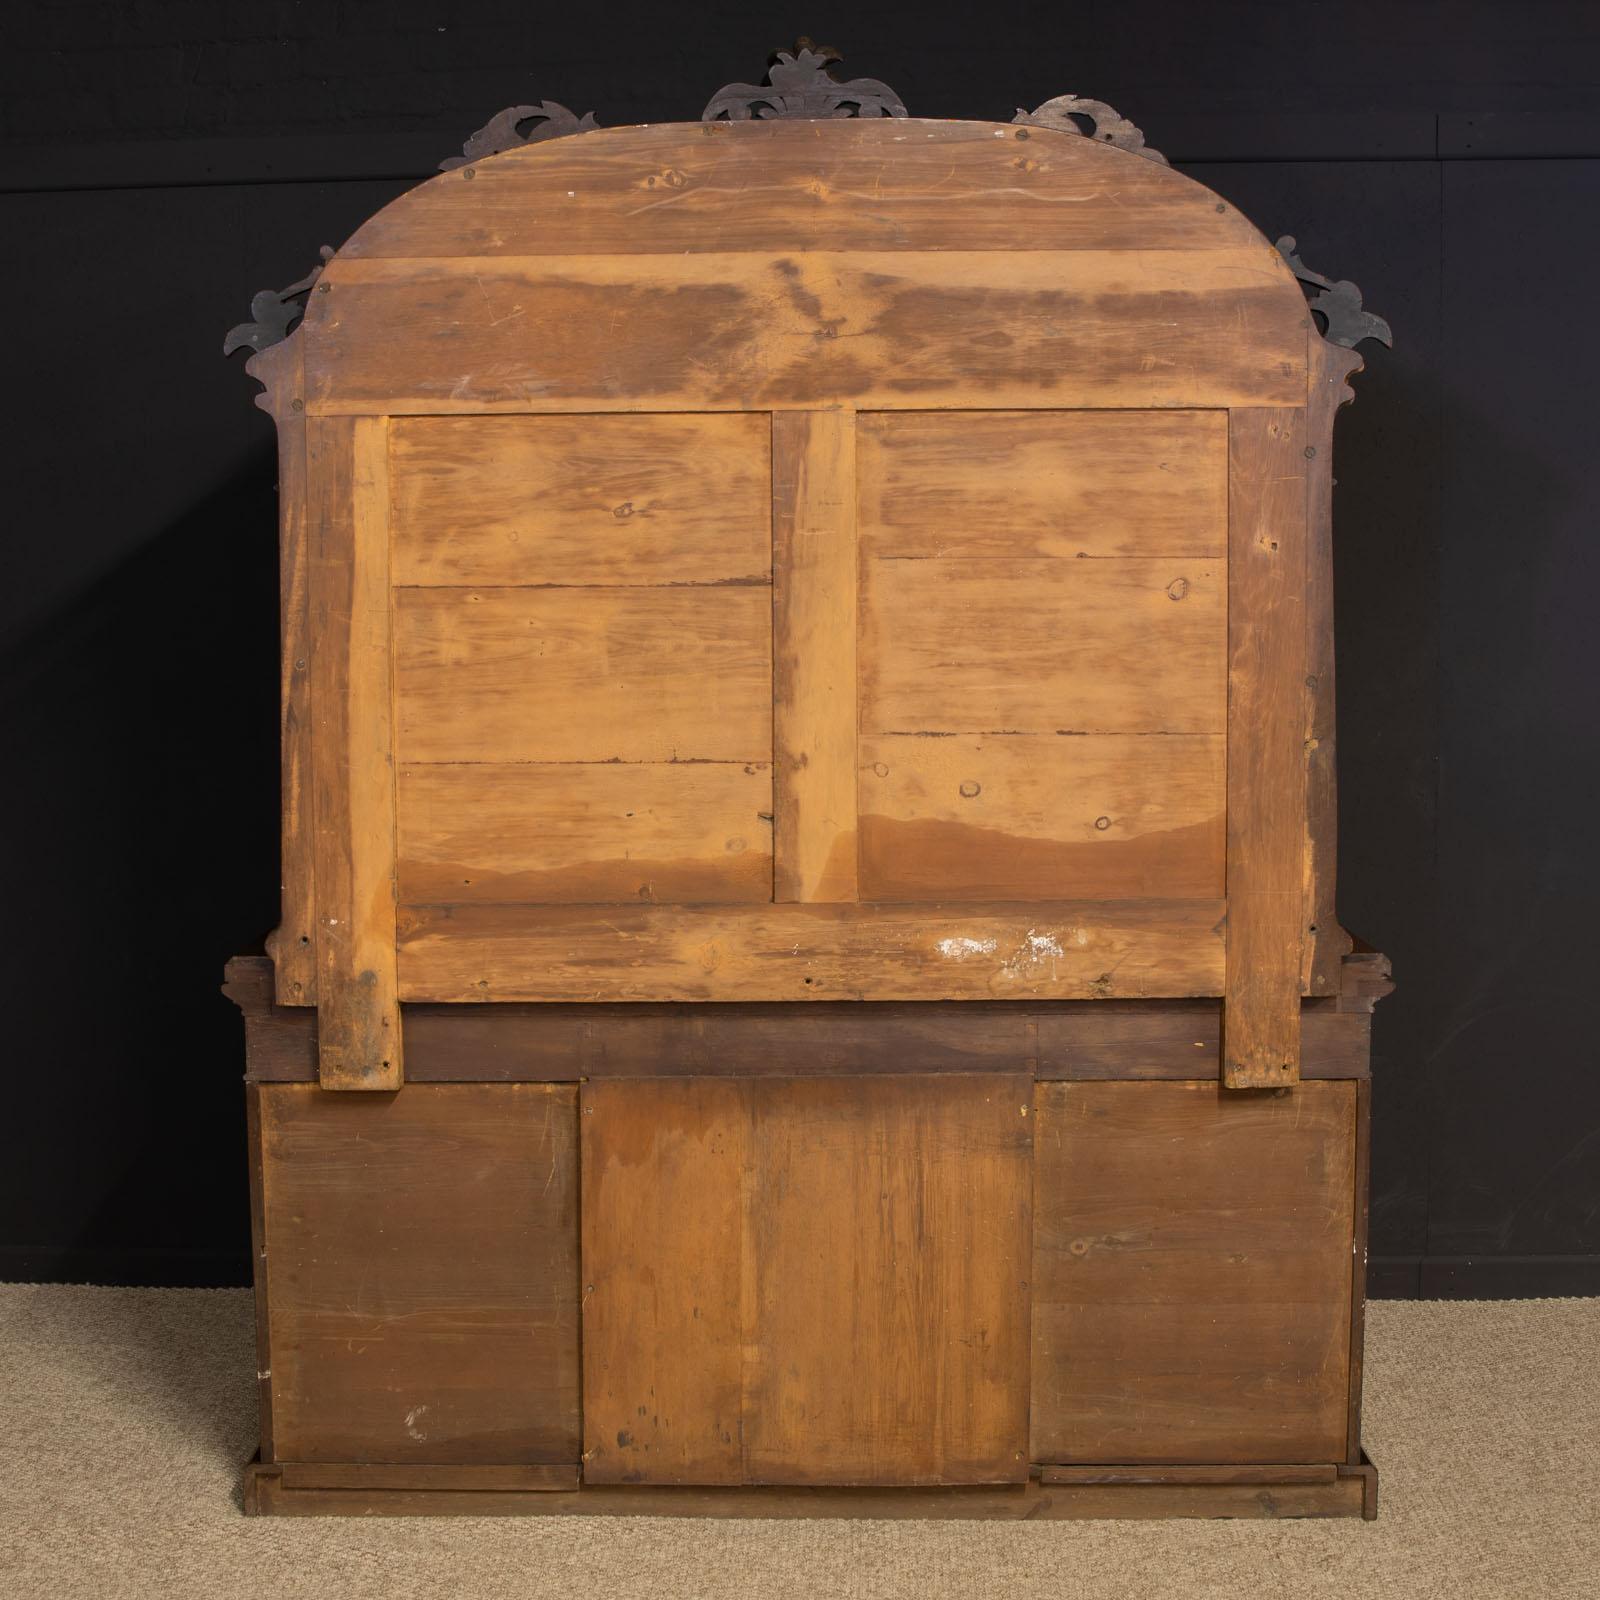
left=404, top=1405, right=429, bottom=1441
left=938, top=937, right=998, bottom=961
left=1026, top=932, right=1065, bottom=959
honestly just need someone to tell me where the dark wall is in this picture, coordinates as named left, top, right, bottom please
left=2, top=2, right=1597, bottom=1295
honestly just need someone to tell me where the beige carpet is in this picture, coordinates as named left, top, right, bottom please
left=1, top=1287, right=1596, bottom=1599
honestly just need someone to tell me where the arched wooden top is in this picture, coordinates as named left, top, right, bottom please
left=293, top=118, right=1313, bottom=416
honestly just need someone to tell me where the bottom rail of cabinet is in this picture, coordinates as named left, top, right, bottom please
left=244, top=1453, right=1378, bottom=1521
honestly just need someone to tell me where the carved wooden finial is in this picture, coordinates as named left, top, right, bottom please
left=439, top=101, right=600, bottom=171
left=703, top=40, right=907, bottom=121
left=1014, top=95, right=1167, bottom=164
left=223, top=245, right=334, bottom=357
left=1277, top=237, right=1393, bottom=350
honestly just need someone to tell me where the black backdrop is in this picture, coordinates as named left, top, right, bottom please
left=3, top=2, right=1597, bottom=1295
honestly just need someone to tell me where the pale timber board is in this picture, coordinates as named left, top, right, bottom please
left=394, top=899, right=1225, bottom=1003
left=857, top=409, right=1228, bottom=560
left=340, top=119, right=1308, bottom=260
left=306, top=415, right=402, bottom=1089
left=858, top=733, right=1225, bottom=901
left=395, top=761, right=774, bottom=905
left=392, top=586, right=772, bottom=765
left=389, top=412, right=771, bottom=587
left=1224, top=406, right=1310, bottom=1086
left=302, top=251, right=1308, bottom=415
left=772, top=411, right=859, bottom=903
left=860, top=556, right=1226, bottom=736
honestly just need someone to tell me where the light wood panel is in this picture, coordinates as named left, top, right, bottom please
left=581, top=1075, right=1031, bottom=1486
left=1032, top=1080, right=1355, bottom=1464
left=392, top=586, right=771, bottom=764
left=303, top=250, right=1306, bottom=415
left=1224, top=407, right=1310, bottom=1086
left=396, top=761, right=773, bottom=904
left=395, top=898, right=1225, bottom=1002
left=858, top=734, right=1224, bottom=901
left=581, top=1077, right=746, bottom=1485
left=339, top=119, right=1309, bottom=260
left=860, top=556, right=1226, bottom=736
left=258, top=1083, right=580, bottom=1464
left=857, top=410, right=1227, bottom=560
left=306, top=415, right=401, bottom=1089
left=389, top=413, right=771, bottom=587
left=773, top=410, right=858, bottom=902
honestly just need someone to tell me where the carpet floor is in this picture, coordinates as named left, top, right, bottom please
left=0, top=1286, right=1595, bottom=1599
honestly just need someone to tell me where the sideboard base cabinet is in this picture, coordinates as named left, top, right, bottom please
left=229, top=950, right=1389, bottom=1521
left=224, top=43, right=1396, bottom=1520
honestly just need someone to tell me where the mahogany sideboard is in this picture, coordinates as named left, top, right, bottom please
left=224, top=43, right=1393, bottom=1520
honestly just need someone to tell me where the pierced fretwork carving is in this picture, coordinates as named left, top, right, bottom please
left=439, top=101, right=600, bottom=171
left=1014, top=95, right=1168, bottom=164
left=1277, top=236, right=1393, bottom=350
left=703, top=41, right=907, bottom=121
left=222, top=246, right=334, bottom=357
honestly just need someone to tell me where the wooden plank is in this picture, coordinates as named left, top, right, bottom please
left=395, top=898, right=1226, bottom=1002
left=396, top=761, right=773, bottom=904
left=338, top=119, right=1308, bottom=260
left=392, top=586, right=771, bottom=765
left=1303, top=341, right=1364, bottom=993
left=251, top=337, right=317, bottom=1005
left=278, top=1462, right=578, bottom=1491
left=581, top=1075, right=1031, bottom=1487
left=742, top=1075, right=1033, bottom=1485
left=389, top=413, right=771, bottom=587
left=228, top=957, right=1369, bottom=1083
left=244, top=1085, right=275, bottom=1461
left=306, top=415, right=401, bottom=1089
left=303, top=250, right=1307, bottom=416
left=1031, top=1080, right=1355, bottom=1464
left=1347, top=1075, right=1374, bottom=1464
left=857, top=410, right=1227, bottom=560
left=1040, top=1464, right=1337, bottom=1486
left=245, top=1463, right=1369, bottom=1520
left=1224, top=407, right=1310, bottom=1087
left=859, top=556, right=1226, bottom=736
left=772, top=410, right=858, bottom=902
left=258, top=1083, right=581, bottom=1463
left=580, top=1077, right=746, bottom=1486
left=858, top=733, right=1224, bottom=901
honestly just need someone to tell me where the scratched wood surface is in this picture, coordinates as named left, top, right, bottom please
left=582, top=1074, right=1032, bottom=1486
left=257, top=1083, right=581, bottom=1464
left=306, top=416, right=402, bottom=1088
left=1224, top=407, right=1309, bottom=1085
left=1031, top=1079, right=1355, bottom=1464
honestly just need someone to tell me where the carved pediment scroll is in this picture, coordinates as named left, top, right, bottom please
left=703, top=41, right=907, bottom=121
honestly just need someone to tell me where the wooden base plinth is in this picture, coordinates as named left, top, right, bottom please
left=244, top=1454, right=1377, bottom=1521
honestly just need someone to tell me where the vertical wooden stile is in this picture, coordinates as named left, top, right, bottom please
left=772, top=410, right=859, bottom=903
left=1223, top=407, right=1308, bottom=1087
left=308, top=414, right=403, bottom=1090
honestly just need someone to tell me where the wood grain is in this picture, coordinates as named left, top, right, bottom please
left=858, top=733, right=1224, bottom=901
left=581, top=1077, right=746, bottom=1485
left=581, top=1075, right=1031, bottom=1486
left=860, top=556, right=1226, bottom=736
left=251, top=337, right=317, bottom=1006
left=857, top=409, right=1227, bottom=560
left=1032, top=1080, right=1355, bottom=1464
left=303, top=250, right=1306, bottom=416
left=396, top=760, right=772, bottom=904
left=258, top=1083, right=581, bottom=1464
left=337, top=119, right=1311, bottom=261
left=390, top=412, right=771, bottom=587
left=1224, top=407, right=1309, bottom=1086
left=772, top=411, right=858, bottom=902
left=392, top=586, right=771, bottom=764
left=394, top=898, right=1226, bottom=1002
left=307, top=415, right=401, bottom=1088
